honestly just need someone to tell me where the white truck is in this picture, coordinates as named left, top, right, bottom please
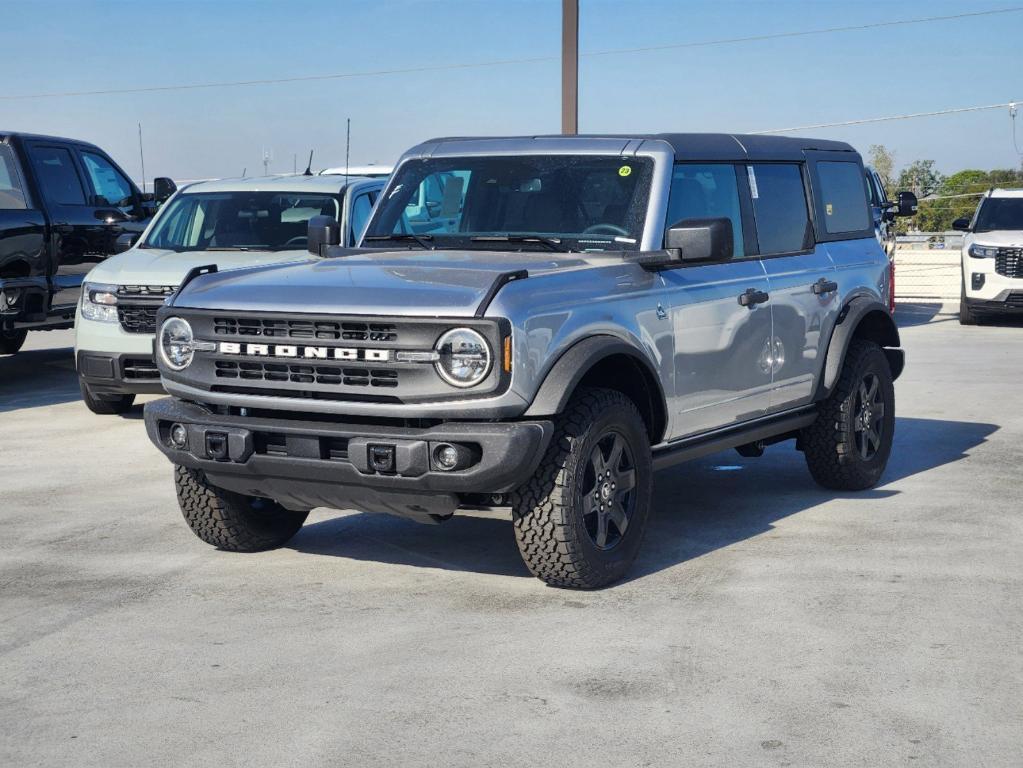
left=75, top=173, right=384, bottom=413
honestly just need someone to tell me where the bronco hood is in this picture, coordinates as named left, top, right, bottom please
left=172, top=250, right=597, bottom=317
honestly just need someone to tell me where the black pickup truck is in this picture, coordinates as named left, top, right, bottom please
left=0, top=131, right=175, bottom=354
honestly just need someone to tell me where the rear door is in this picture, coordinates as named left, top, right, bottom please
left=748, top=162, right=838, bottom=412
left=660, top=162, right=774, bottom=438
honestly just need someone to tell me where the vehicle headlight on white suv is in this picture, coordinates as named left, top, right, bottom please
left=158, top=317, right=195, bottom=370
left=969, top=244, right=998, bottom=258
left=434, top=328, right=491, bottom=387
left=80, top=282, right=119, bottom=322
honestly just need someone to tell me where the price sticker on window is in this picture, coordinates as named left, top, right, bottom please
left=747, top=166, right=759, bottom=199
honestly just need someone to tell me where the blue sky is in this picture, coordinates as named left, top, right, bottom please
left=2, top=0, right=1021, bottom=186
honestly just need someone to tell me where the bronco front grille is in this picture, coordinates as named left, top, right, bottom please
left=118, top=305, right=160, bottom=334
left=213, top=316, right=398, bottom=342
left=995, top=248, right=1023, bottom=279
left=214, top=360, right=400, bottom=388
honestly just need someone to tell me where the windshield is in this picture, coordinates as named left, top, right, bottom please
left=363, top=155, right=654, bottom=251
left=143, top=191, right=340, bottom=251
left=974, top=197, right=1023, bottom=232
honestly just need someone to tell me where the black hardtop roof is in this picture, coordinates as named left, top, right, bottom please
left=0, top=130, right=103, bottom=149
left=426, top=132, right=858, bottom=162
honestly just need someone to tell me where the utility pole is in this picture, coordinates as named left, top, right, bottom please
left=561, top=0, right=578, bottom=135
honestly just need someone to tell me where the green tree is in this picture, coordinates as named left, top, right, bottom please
left=867, top=145, right=896, bottom=194
left=896, top=160, right=944, bottom=197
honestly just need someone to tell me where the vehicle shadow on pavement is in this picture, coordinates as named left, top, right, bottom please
left=0, top=346, right=81, bottom=413
left=290, top=415, right=997, bottom=584
left=894, top=302, right=947, bottom=327
left=0, top=345, right=146, bottom=417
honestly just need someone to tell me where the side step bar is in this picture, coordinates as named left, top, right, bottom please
left=652, top=408, right=817, bottom=471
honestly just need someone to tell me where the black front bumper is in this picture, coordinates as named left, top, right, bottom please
left=77, top=351, right=165, bottom=395
left=144, top=398, right=553, bottom=521
left=963, top=293, right=1023, bottom=314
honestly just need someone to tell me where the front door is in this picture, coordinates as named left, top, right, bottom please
left=661, top=162, right=773, bottom=438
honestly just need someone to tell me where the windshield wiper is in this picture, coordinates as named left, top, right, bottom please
left=204, top=246, right=254, bottom=251
left=363, top=233, right=435, bottom=250
left=470, top=235, right=567, bottom=252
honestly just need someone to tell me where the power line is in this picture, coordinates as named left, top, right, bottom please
left=753, top=101, right=1021, bottom=134
left=1, top=7, right=1019, bottom=101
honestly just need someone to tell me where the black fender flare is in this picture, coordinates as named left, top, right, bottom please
left=522, top=335, right=668, bottom=440
left=817, top=296, right=903, bottom=400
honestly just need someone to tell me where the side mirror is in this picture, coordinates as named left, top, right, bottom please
left=894, top=190, right=918, bottom=217
left=114, top=232, right=140, bottom=254
left=153, top=177, right=177, bottom=204
left=665, top=217, right=733, bottom=262
left=951, top=217, right=971, bottom=232
left=307, top=214, right=340, bottom=256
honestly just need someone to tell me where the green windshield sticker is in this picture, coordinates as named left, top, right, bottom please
left=618, top=165, right=632, bottom=177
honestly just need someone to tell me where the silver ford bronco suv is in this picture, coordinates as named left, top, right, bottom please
left=144, top=134, right=904, bottom=589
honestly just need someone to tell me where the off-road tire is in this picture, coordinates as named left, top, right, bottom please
left=174, top=465, right=308, bottom=551
left=802, top=339, right=895, bottom=491
left=959, top=280, right=980, bottom=325
left=79, top=377, right=135, bottom=415
left=0, top=329, right=26, bottom=354
left=512, top=387, right=652, bottom=589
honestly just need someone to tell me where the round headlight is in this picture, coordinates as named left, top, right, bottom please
left=158, top=317, right=195, bottom=370
left=434, top=328, right=491, bottom=388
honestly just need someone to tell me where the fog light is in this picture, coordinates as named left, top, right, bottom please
left=972, top=273, right=985, bottom=290
left=169, top=423, right=188, bottom=448
left=435, top=444, right=460, bottom=470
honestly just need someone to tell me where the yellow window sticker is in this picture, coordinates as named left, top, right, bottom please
left=826, top=203, right=834, bottom=216
left=618, top=165, right=632, bottom=177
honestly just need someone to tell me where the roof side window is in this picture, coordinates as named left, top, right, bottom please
left=28, top=145, right=87, bottom=206
left=748, top=163, right=812, bottom=255
left=665, top=164, right=744, bottom=258
left=817, top=161, right=870, bottom=234
left=0, top=144, right=29, bottom=210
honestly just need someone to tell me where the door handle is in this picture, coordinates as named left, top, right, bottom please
left=812, top=278, right=839, bottom=295
left=738, top=288, right=770, bottom=308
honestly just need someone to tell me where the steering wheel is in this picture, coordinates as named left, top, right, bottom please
left=284, top=236, right=308, bottom=247
left=582, top=223, right=629, bottom=236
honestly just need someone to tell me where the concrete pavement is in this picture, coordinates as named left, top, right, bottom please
left=1, top=308, right=1020, bottom=767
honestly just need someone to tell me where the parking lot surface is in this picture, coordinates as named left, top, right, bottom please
left=1, top=304, right=1020, bottom=767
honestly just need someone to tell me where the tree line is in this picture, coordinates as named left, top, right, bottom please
left=868, top=145, right=1023, bottom=232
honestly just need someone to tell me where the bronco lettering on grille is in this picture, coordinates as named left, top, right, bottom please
left=218, top=342, right=390, bottom=361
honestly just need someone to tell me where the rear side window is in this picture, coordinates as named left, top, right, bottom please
left=28, top=146, right=87, bottom=205
left=817, top=161, right=870, bottom=234
left=0, top=145, right=29, bottom=210
left=748, top=164, right=811, bottom=255
left=665, top=164, right=744, bottom=258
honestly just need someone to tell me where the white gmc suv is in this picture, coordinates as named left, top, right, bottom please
left=955, top=188, right=1023, bottom=325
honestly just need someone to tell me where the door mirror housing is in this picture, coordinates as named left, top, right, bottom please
left=307, top=214, right=340, bottom=256
left=894, top=190, right=918, bottom=217
left=153, top=177, right=177, bottom=204
left=114, top=232, right=140, bottom=254
left=665, top=217, right=734, bottom=263
left=951, top=217, right=971, bottom=232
